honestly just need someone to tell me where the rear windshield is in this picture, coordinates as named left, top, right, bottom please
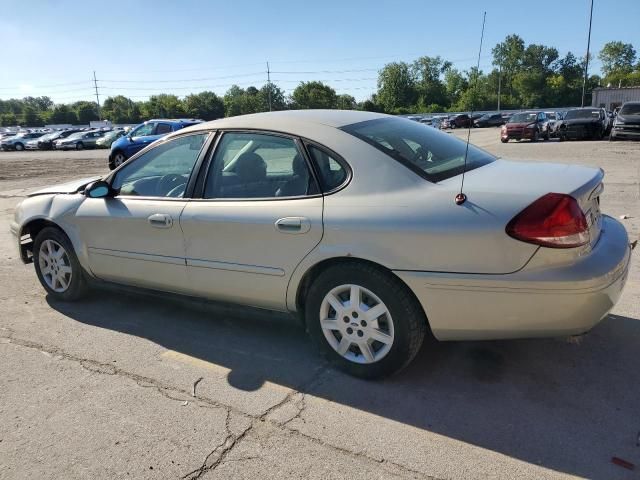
left=341, top=117, right=495, bottom=183
left=620, top=103, right=640, bottom=115
left=564, top=109, right=600, bottom=120
left=509, top=113, right=537, bottom=123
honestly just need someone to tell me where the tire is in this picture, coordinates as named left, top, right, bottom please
left=305, top=263, right=427, bottom=379
left=76, top=142, right=84, bottom=150
left=111, top=151, right=127, bottom=169
left=532, top=130, right=539, bottom=142
left=544, top=131, right=550, bottom=141
left=500, top=137, right=508, bottom=143
left=14, top=142, right=24, bottom=151
left=33, top=227, right=88, bottom=301
left=609, top=133, right=616, bottom=142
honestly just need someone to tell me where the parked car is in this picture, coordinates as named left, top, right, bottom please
left=96, top=130, right=126, bottom=148
left=11, top=110, right=632, bottom=379
left=36, top=129, right=83, bottom=150
left=609, top=101, right=640, bottom=141
left=449, top=113, right=473, bottom=128
left=474, top=113, right=505, bottom=128
left=108, top=119, right=203, bottom=169
left=501, top=111, right=551, bottom=142
left=54, top=131, right=106, bottom=150
left=544, top=112, right=559, bottom=136
left=556, top=108, right=609, bottom=141
left=0, top=132, right=45, bottom=151
left=0, top=131, right=17, bottom=142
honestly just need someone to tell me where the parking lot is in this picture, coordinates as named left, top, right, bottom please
left=0, top=129, right=639, bottom=479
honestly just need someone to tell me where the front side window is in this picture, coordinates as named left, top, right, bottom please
left=341, top=117, right=495, bottom=183
left=112, top=133, right=208, bottom=198
left=130, top=123, right=156, bottom=137
left=204, top=132, right=317, bottom=199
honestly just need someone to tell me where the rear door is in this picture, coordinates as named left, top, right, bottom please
left=180, top=131, right=324, bottom=310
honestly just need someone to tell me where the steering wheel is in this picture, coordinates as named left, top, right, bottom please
left=156, top=174, right=185, bottom=197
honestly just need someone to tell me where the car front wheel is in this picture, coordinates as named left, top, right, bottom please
left=14, top=143, right=24, bottom=151
left=33, top=227, right=88, bottom=301
left=76, top=142, right=84, bottom=150
left=111, top=151, right=127, bottom=169
left=306, top=263, right=427, bottom=379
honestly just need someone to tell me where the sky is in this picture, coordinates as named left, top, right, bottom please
left=1, top=0, right=638, bottom=104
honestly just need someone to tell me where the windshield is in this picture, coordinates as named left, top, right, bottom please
left=620, top=103, right=640, bottom=116
left=564, top=109, right=600, bottom=120
left=341, top=117, right=495, bottom=183
left=509, top=113, right=537, bottom=123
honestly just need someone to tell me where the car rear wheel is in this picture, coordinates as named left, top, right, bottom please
left=500, top=137, right=508, bottom=143
left=14, top=142, right=24, bottom=151
left=306, top=263, right=427, bottom=379
left=33, top=227, right=88, bottom=301
left=76, top=142, right=84, bottom=150
left=532, top=130, right=539, bottom=142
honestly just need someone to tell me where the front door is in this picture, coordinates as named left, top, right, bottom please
left=73, top=132, right=210, bottom=293
left=180, top=131, right=324, bottom=310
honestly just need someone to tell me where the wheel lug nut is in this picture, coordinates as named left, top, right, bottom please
left=343, top=316, right=350, bottom=323
left=361, top=320, right=367, bottom=327
left=346, top=327, right=353, bottom=335
left=352, top=312, right=359, bottom=319
left=357, top=330, right=364, bottom=337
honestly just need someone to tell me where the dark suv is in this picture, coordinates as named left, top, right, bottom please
left=474, top=113, right=505, bottom=128
left=109, top=119, right=203, bottom=169
left=610, top=102, right=640, bottom=141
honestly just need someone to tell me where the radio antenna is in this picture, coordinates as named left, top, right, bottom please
left=456, top=11, right=486, bottom=206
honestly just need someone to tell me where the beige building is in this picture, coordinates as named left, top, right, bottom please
left=592, top=86, right=640, bottom=110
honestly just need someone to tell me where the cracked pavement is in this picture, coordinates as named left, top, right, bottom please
left=1, top=133, right=639, bottom=479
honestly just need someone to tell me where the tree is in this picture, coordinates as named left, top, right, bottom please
left=0, top=113, right=17, bottom=127
left=103, top=96, right=140, bottom=124
left=336, top=94, right=356, bottom=110
left=140, top=94, right=185, bottom=118
left=49, top=105, right=78, bottom=124
left=599, top=41, right=637, bottom=79
left=72, top=101, right=99, bottom=124
left=376, top=62, right=416, bottom=113
left=411, top=56, right=449, bottom=109
left=183, top=91, right=224, bottom=120
left=291, top=81, right=337, bottom=109
left=22, top=106, right=42, bottom=127
left=259, top=83, right=287, bottom=111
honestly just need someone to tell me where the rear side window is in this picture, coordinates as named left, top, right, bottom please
left=156, top=123, right=172, bottom=135
left=341, top=117, right=495, bottom=183
left=306, top=145, right=348, bottom=192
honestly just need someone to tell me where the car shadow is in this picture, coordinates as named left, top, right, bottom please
left=47, top=286, right=640, bottom=479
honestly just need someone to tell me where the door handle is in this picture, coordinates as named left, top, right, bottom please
left=148, top=213, right=173, bottom=228
left=275, top=217, right=310, bottom=234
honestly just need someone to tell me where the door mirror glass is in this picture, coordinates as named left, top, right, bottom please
left=85, top=180, right=111, bottom=198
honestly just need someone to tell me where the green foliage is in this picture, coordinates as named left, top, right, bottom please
left=291, top=81, right=338, bottom=109
left=183, top=91, right=224, bottom=120
left=1, top=36, right=638, bottom=128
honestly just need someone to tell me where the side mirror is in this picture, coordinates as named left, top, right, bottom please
left=85, top=180, right=112, bottom=199
left=127, top=134, right=133, bottom=141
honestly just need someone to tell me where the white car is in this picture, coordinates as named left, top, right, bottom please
left=11, top=110, right=633, bottom=378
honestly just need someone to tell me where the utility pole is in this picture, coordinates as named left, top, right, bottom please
left=93, top=71, right=102, bottom=120
left=497, top=64, right=502, bottom=111
left=266, top=61, right=272, bottom=111
left=581, top=0, right=594, bottom=108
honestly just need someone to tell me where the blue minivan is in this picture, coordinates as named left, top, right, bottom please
left=108, top=119, right=202, bottom=169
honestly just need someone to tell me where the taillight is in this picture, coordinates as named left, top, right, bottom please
left=506, top=193, right=589, bottom=248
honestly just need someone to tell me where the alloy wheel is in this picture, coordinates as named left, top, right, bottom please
left=113, top=153, right=126, bottom=167
left=38, top=239, right=73, bottom=293
left=319, top=284, right=394, bottom=364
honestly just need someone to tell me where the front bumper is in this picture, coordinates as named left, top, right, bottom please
left=395, top=215, right=632, bottom=341
left=55, top=143, right=73, bottom=150
left=611, top=125, right=640, bottom=139
left=502, top=128, right=536, bottom=140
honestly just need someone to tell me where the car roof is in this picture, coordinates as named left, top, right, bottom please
left=177, top=110, right=388, bottom=136
left=145, top=118, right=203, bottom=125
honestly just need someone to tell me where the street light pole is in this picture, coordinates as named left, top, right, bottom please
left=581, top=0, right=594, bottom=108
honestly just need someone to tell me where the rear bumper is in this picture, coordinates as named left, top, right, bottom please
left=395, top=215, right=632, bottom=341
